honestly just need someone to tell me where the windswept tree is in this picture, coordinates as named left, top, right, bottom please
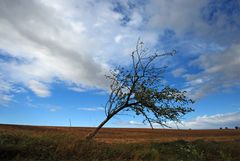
left=86, top=40, right=194, bottom=140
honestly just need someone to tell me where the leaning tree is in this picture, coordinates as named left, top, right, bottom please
left=86, top=40, right=194, bottom=140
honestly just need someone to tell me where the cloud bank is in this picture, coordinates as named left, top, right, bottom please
left=0, top=0, right=239, bottom=104
left=115, top=112, right=240, bottom=129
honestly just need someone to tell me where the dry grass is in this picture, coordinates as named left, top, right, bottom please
left=1, top=124, right=239, bottom=143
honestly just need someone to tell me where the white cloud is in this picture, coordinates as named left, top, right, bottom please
left=0, top=74, right=25, bottom=105
left=178, top=112, right=240, bottom=129
left=0, top=78, right=13, bottom=105
left=0, top=0, right=239, bottom=103
left=48, top=105, right=61, bottom=112
left=114, top=35, right=124, bottom=43
left=68, top=86, right=86, bottom=93
left=25, top=98, right=61, bottom=112
left=146, top=0, right=207, bottom=35
left=0, top=0, right=161, bottom=101
left=78, top=107, right=104, bottom=112
left=114, top=112, right=240, bottom=129
left=129, top=120, right=143, bottom=125
left=28, top=80, right=50, bottom=97
left=185, top=43, right=240, bottom=99
left=0, top=93, right=12, bottom=106
left=172, top=68, right=186, bottom=77
left=146, top=0, right=240, bottom=45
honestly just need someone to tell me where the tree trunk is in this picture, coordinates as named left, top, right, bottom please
left=85, top=105, right=127, bottom=140
left=85, top=115, right=113, bottom=140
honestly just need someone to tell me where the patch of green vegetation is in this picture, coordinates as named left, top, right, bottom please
left=0, top=133, right=240, bottom=161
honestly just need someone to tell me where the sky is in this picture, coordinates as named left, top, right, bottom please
left=0, top=0, right=240, bottom=129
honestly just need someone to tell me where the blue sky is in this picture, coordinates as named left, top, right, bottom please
left=0, top=0, right=240, bottom=129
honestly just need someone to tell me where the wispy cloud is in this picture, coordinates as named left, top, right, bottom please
left=28, top=80, right=50, bottom=97
left=172, top=68, right=186, bottom=77
left=0, top=94, right=12, bottom=106
left=25, top=97, right=61, bottom=112
left=77, top=107, right=104, bottom=112
left=0, top=74, right=25, bottom=106
left=48, top=105, right=61, bottom=112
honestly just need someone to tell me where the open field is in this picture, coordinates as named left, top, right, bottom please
left=1, top=124, right=239, bottom=143
left=1, top=124, right=240, bottom=161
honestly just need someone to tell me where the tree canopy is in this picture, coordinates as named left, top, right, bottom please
left=86, top=40, right=194, bottom=140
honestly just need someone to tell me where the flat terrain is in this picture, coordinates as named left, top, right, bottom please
left=1, top=124, right=239, bottom=143
left=1, top=124, right=240, bottom=160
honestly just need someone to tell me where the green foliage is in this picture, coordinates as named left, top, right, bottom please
left=104, top=41, right=194, bottom=129
left=1, top=132, right=240, bottom=161
left=86, top=40, right=194, bottom=139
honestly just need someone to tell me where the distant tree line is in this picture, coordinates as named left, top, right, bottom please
left=219, top=126, right=239, bottom=130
